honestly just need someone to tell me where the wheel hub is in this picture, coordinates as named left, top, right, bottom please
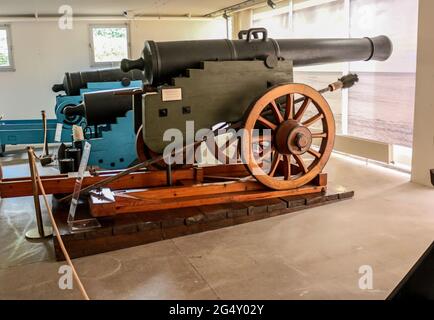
left=275, top=120, right=312, bottom=155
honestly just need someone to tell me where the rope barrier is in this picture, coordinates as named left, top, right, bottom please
left=32, top=151, right=90, bottom=300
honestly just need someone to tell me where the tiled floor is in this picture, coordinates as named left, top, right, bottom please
left=1, top=147, right=433, bottom=300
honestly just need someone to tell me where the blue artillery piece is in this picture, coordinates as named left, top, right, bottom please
left=0, top=68, right=143, bottom=170
left=0, top=118, right=71, bottom=154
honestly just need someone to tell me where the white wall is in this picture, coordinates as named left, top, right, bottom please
left=130, top=20, right=227, bottom=56
left=0, top=19, right=226, bottom=120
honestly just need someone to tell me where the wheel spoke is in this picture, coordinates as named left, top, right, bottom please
left=307, top=148, right=321, bottom=159
left=285, top=94, right=294, bottom=120
left=294, top=98, right=311, bottom=122
left=252, top=134, right=272, bottom=143
left=293, top=154, right=308, bottom=174
left=283, top=155, right=292, bottom=180
left=258, top=116, right=277, bottom=130
left=270, top=100, right=284, bottom=124
left=268, top=152, right=281, bottom=177
left=303, top=113, right=324, bottom=127
left=311, top=132, right=327, bottom=139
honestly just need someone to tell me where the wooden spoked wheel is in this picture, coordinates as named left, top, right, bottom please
left=136, top=125, right=170, bottom=170
left=241, top=83, right=335, bottom=190
left=136, top=125, right=197, bottom=170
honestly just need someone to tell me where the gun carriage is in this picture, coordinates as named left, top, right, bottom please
left=114, top=28, right=392, bottom=190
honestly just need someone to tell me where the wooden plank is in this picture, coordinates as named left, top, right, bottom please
left=177, top=180, right=196, bottom=186
left=119, top=180, right=266, bottom=200
left=194, top=167, right=204, bottom=183
left=199, top=204, right=228, bottom=221
left=0, top=169, right=193, bottom=198
left=227, top=203, right=249, bottom=218
left=266, top=198, right=288, bottom=212
left=0, top=168, right=147, bottom=182
left=201, top=164, right=250, bottom=178
left=89, top=183, right=325, bottom=217
left=1, top=164, right=323, bottom=199
left=0, top=164, right=248, bottom=198
left=312, top=173, right=328, bottom=187
left=245, top=200, right=270, bottom=215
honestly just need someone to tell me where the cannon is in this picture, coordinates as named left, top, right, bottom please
left=52, top=68, right=143, bottom=96
left=53, top=68, right=143, bottom=129
left=0, top=68, right=142, bottom=157
left=122, top=28, right=391, bottom=85
left=59, top=87, right=142, bottom=170
left=50, top=68, right=143, bottom=170
left=88, top=28, right=392, bottom=190
left=63, top=88, right=136, bottom=126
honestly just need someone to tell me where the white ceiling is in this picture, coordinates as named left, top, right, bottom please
left=0, top=0, right=245, bottom=16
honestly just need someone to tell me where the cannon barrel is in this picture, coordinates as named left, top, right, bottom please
left=52, top=68, right=144, bottom=96
left=121, top=28, right=392, bottom=85
left=63, top=88, right=134, bottom=126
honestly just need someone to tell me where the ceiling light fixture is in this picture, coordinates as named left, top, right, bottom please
left=267, top=0, right=277, bottom=9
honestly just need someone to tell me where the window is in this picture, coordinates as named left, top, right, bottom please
left=89, top=24, right=130, bottom=67
left=0, top=25, right=14, bottom=71
left=253, top=0, right=347, bottom=135
left=348, top=0, right=418, bottom=149
left=252, top=0, right=419, bottom=168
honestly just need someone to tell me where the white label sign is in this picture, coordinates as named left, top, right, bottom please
left=68, top=142, right=91, bottom=223
left=54, top=123, right=63, bottom=142
left=162, top=88, right=182, bottom=102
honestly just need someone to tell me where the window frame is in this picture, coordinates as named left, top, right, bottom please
left=252, top=0, right=416, bottom=167
left=0, top=24, right=15, bottom=72
left=88, top=23, right=131, bottom=68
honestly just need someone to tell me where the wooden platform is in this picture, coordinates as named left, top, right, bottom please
left=53, top=185, right=354, bottom=261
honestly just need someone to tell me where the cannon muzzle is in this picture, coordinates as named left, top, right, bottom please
left=122, top=28, right=392, bottom=85
left=63, top=88, right=135, bottom=126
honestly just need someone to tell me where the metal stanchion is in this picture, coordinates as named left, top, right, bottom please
left=25, top=147, right=53, bottom=240
left=42, top=111, right=49, bottom=157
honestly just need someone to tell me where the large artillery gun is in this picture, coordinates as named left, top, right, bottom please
left=115, top=28, right=393, bottom=190
left=64, top=28, right=392, bottom=191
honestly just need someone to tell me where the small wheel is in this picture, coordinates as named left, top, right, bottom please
left=135, top=125, right=196, bottom=170
left=240, top=83, right=335, bottom=190
left=136, top=125, right=168, bottom=170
